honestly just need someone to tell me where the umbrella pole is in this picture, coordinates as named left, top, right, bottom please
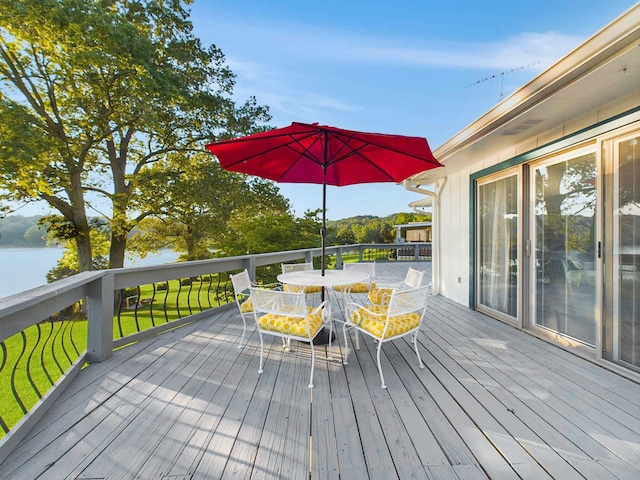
left=321, top=178, right=327, bottom=302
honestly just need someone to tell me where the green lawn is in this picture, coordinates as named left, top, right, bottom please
left=0, top=275, right=234, bottom=438
left=0, top=319, right=87, bottom=436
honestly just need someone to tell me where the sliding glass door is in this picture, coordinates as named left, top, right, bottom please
left=531, top=149, right=597, bottom=346
left=612, top=133, right=640, bottom=367
left=474, top=122, right=640, bottom=373
left=476, top=171, right=519, bottom=320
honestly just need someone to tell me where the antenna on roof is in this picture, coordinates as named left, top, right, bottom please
left=465, top=61, right=540, bottom=101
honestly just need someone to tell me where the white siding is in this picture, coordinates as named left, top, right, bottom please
left=438, top=168, right=470, bottom=306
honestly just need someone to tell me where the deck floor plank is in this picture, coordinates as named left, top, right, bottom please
left=5, top=310, right=224, bottom=472
left=35, top=327, right=204, bottom=480
left=386, top=340, right=482, bottom=471
left=309, top=355, right=341, bottom=479
left=249, top=337, right=310, bottom=480
left=357, top=334, right=445, bottom=477
left=427, top=315, right=612, bottom=479
left=3, top=262, right=640, bottom=479
left=220, top=337, right=283, bottom=480
left=429, top=303, right=640, bottom=479
left=429, top=300, right=640, bottom=475
left=138, top=326, right=260, bottom=479
left=75, top=320, right=236, bottom=480
left=344, top=339, right=401, bottom=479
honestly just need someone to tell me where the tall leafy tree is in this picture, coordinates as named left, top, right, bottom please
left=130, top=152, right=281, bottom=261
left=0, top=0, right=270, bottom=271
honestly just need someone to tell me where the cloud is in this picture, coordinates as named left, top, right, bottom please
left=283, top=30, right=582, bottom=71
left=225, top=55, right=360, bottom=120
left=215, top=15, right=583, bottom=71
left=209, top=15, right=583, bottom=122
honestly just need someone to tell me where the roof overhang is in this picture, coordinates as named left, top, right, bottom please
left=407, top=3, right=640, bottom=187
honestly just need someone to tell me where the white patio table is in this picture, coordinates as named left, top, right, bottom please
left=277, top=269, right=369, bottom=289
left=277, top=269, right=370, bottom=349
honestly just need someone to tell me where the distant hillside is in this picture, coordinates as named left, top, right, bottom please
left=326, top=212, right=431, bottom=244
left=1, top=211, right=432, bottom=249
left=0, top=215, right=48, bottom=247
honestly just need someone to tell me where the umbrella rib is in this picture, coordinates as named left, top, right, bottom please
left=212, top=126, right=318, bottom=146
left=322, top=134, right=398, bottom=182
left=330, top=130, right=439, bottom=162
left=336, top=147, right=398, bottom=182
left=271, top=141, right=326, bottom=181
left=216, top=131, right=319, bottom=169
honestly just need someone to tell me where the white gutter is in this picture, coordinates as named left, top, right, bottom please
left=403, top=178, right=446, bottom=295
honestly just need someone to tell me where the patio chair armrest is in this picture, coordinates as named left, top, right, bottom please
left=344, top=301, right=385, bottom=325
left=309, top=300, right=332, bottom=325
left=375, top=280, right=402, bottom=289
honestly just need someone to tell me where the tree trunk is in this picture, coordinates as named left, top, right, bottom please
left=75, top=225, right=94, bottom=272
left=109, top=233, right=127, bottom=269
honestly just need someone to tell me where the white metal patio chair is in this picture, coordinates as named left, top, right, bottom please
left=281, top=262, right=323, bottom=296
left=333, top=262, right=377, bottom=296
left=250, top=287, right=332, bottom=388
left=230, top=269, right=281, bottom=348
left=368, top=267, right=424, bottom=305
left=332, top=262, right=377, bottom=348
left=343, top=284, right=431, bottom=388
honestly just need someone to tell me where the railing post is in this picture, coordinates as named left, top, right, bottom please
left=358, top=245, right=364, bottom=262
left=245, top=256, right=256, bottom=282
left=305, top=251, right=313, bottom=264
left=415, top=244, right=420, bottom=261
left=335, top=248, right=343, bottom=269
left=86, top=272, right=114, bottom=363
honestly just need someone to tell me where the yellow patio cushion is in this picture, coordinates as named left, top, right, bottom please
left=238, top=295, right=253, bottom=313
left=351, top=305, right=421, bottom=339
left=283, top=284, right=323, bottom=294
left=257, top=307, right=324, bottom=337
left=368, top=287, right=393, bottom=305
left=333, top=282, right=376, bottom=293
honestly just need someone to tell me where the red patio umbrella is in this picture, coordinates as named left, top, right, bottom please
left=205, top=122, right=443, bottom=274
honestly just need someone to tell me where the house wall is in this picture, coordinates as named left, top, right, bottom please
left=438, top=93, right=640, bottom=308
left=438, top=166, right=471, bottom=305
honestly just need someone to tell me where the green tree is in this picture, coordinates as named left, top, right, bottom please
left=22, top=224, right=47, bottom=246
left=0, top=215, right=36, bottom=245
left=130, top=152, right=246, bottom=261
left=0, top=0, right=270, bottom=271
left=222, top=200, right=320, bottom=257
left=43, top=216, right=110, bottom=282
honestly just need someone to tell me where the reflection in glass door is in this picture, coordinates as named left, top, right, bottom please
left=614, top=134, right=640, bottom=367
left=532, top=150, right=597, bottom=345
left=477, top=172, right=518, bottom=319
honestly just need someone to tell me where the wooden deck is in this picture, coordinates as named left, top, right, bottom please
left=2, top=263, right=640, bottom=479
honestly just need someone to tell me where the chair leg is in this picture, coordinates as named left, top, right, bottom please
left=376, top=340, right=387, bottom=389
left=258, top=331, right=265, bottom=374
left=238, top=315, right=247, bottom=348
left=342, top=323, right=350, bottom=365
left=327, top=321, right=334, bottom=360
left=413, top=332, right=425, bottom=369
left=308, top=340, right=315, bottom=389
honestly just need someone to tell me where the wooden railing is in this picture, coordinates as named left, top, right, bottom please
left=0, top=242, right=431, bottom=460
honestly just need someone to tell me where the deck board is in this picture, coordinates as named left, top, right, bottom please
left=428, top=299, right=640, bottom=475
left=2, top=262, right=640, bottom=479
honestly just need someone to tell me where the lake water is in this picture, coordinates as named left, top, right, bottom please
left=0, top=247, right=179, bottom=299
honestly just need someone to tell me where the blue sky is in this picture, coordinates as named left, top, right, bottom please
left=188, top=0, right=638, bottom=220
left=10, top=0, right=639, bottom=220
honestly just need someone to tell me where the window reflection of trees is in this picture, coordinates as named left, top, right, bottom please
left=617, top=136, right=639, bottom=367
left=534, top=152, right=597, bottom=345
